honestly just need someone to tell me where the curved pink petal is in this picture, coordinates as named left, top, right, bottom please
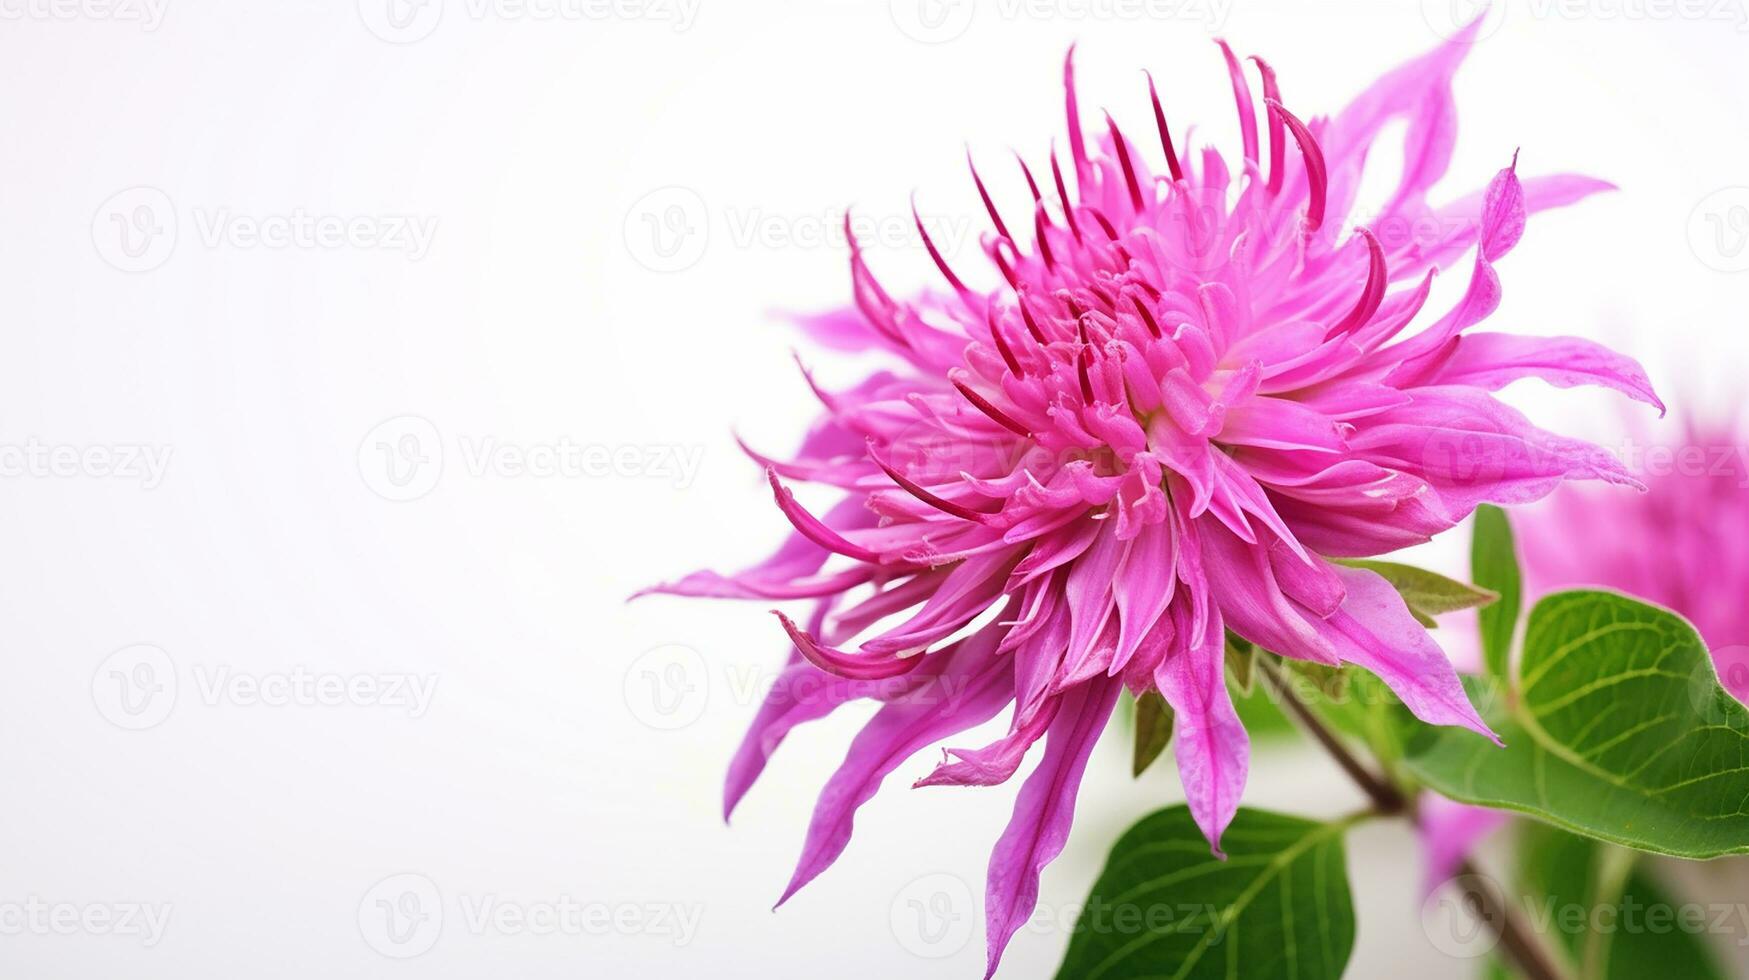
left=982, top=676, right=1121, bottom=978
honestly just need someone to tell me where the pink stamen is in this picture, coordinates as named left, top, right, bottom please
left=967, top=149, right=1012, bottom=241
left=1104, top=111, right=1145, bottom=212
left=1327, top=228, right=1386, bottom=337
left=1216, top=38, right=1260, bottom=165
left=1063, top=43, right=1090, bottom=195
left=1131, top=295, right=1163, bottom=338
left=987, top=305, right=1025, bottom=376
left=1032, top=205, right=1056, bottom=270
left=1145, top=71, right=1185, bottom=182
left=771, top=610, right=920, bottom=681
left=1075, top=318, right=1096, bottom=402
left=952, top=379, right=1033, bottom=438
left=765, top=469, right=883, bottom=563
left=871, top=450, right=991, bottom=523
left=1018, top=294, right=1049, bottom=344
left=913, top=194, right=970, bottom=297
left=1049, top=147, right=1082, bottom=241
left=993, top=240, right=1020, bottom=289
left=1265, top=99, right=1327, bottom=232
left=1015, top=152, right=1043, bottom=203
left=1249, top=55, right=1285, bottom=195
left=1088, top=209, right=1132, bottom=265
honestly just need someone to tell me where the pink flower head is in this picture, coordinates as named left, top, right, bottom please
left=1519, top=417, right=1749, bottom=702
left=648, top=24, right=1658, bottom=975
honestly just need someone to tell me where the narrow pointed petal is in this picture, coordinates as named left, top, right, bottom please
left=1156, top=604, right=1248, bottom=855
left=777, top=631, right=1015, bottom=906
left=982, top=676, right=1121, bottom=977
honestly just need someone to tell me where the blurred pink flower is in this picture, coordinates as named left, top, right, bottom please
left=649, top=23, right=1657, bottom=974
left=1420, top=418, right=1749, bottom=894
left=1519, top=418, right=1749, bottom=702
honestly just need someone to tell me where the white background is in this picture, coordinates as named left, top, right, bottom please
left=3, top=0, right=1748, bottom=976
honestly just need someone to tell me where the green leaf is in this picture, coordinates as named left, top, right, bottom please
left=1596, top=870, right=1725, bottom=979
left=1225, top=633, right=1256, bottom=693
left=1512, top=822, right=1726, bottom=979
left=1230, top=676, right=1296, bottom=739
left=1054, top=806, right=1356, bottom=980
left=1336, top=558, right=1498, bottom=628
left=1472, top=504, right=1522, bottom=683
left=1133, top=690, right=1175, bottom=778
left=1515, top=820, right=1628, bottom=974
left=1402, top=589, right=1749, bottom=859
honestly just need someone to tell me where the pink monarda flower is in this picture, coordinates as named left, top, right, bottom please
left=647, top=24, right=1659, bottom=974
